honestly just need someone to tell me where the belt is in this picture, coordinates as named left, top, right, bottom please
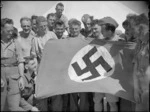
left=1, top=63, right=18, bottom=67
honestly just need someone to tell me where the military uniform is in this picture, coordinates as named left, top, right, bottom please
left=133, top=32, right=149, bottom=111
left=1, top=39, right=33, bottom=111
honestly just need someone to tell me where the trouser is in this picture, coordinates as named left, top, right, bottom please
left=93, top=93, right=119, bottom=111
left=49, top=95, right=63, bottom=111
left=36, top=98, right=48, bottom=111
left=1, top=66, right=32, bottom=111
left=69, top=92, right=91, bottom=111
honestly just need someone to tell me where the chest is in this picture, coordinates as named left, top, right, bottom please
left=1, top=42, right=16, bottom=58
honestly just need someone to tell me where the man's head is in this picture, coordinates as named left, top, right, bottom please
left=69, top=19, right=81, bottom=37
left=31, top=15, right=38, bottom=33
left=81, top=14, right=93, bottom=31
left=122, top=13, right=149, bottom=41
left=91, top=19, right=102, bottom=38
left=100, top=17, right=118, bottom=39
left=55, top=3, right=64, bottom=17
left=20, top=17, right=32, bottom=34
left=47, top=13, right=56, bottom=30
left=1, top=18, right=14, bottom=40
left=36, top=16, right=48, bottom=35
left=54, top=20, right=65, bottom=39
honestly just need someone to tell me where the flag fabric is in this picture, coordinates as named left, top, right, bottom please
left=35, top=37, right=136, bottom=102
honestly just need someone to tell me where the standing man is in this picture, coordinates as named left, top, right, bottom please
left=18, top=17, right=37, bottom=105
left=55, top=2, right=69, bottom=33
left=31, top=16, right=58, bottom=111
left=68, top=18, right=92, bottom=111
left=1, top=18, right=38, bottom=111
left=81, top=14, right=93, bottom=38
left=47, top=13, right=56, bottom=31
left=48, top=20, right=68, bottom=112
left=93, top=17, right=121, bottom=112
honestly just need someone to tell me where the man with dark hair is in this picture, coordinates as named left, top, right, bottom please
left=55, top=2, right=69, bottom=33
left=81, top=14, right=93, bottom=37
left=54, top=20, right=67, bottom=39
left=31, top=15, right=38, bottom=34
left=91, top=19, right=104, bottom=39
left=47, top=13, right=56, bottom=31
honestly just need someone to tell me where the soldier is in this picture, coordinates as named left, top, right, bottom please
left=1, top=18, right=38, bottom=111
left=54, top=2, right=69, bottom=33
left=81, top=14, right=94, bottom=38
left=124, top=13, right=149, bottom=111
left=93, top=17, right=122, bottom=112
left=31, top=16, right=58, bottom=111
left=18, top=17, right=38, bottom=105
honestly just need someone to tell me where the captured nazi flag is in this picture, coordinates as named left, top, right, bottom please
left=35, top=37, right=136, bottom=102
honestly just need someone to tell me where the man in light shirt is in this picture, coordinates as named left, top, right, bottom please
left=31, top=16, right=57, bottom=111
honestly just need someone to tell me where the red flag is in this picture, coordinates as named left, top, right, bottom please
left=35, top=37, right=136, bottom=102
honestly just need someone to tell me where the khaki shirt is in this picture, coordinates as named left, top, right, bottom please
left=1, top=38, right=24, bottom=63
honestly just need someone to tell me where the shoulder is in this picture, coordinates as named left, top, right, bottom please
left=47, top=31, right=58, bottom=39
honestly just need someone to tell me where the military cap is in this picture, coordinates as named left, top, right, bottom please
left=81, top=14, right=92, bottom=23
left=100, top=17, right=119, bottom=28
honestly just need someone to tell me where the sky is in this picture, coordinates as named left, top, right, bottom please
left=1, top=1, right=148, bottom=31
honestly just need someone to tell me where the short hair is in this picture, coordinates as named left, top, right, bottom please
left=122, top=13, right=149, bottom=29
left=20, top=17, right=31, bottom=24
left=54, top=20, right=65, bottom=28
left=103, top=23, right=116, bottom=33
left=56, top=2, right=64, bottom=8
left=46, top=13, right=56, bottom=20
left=1, top=18, right=14, bottom=27
left=31, top=15, right=38, bottom=20
left=91, top=19, right=101, bottom=27
left=36, top=16, right=47, bottom=25
left=69, top=19, right=81, bottom=27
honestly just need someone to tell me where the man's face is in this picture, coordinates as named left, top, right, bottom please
left=32, top=19, right=37, bottom=32
left=84, top=18, right=92, bottom=31
left=47, top=16, right=56, bottom=27
left=69, top=24, right=81, bottom=37
left=56, top=5, right=64, bottom=16
left=21, top=20, right=31, bottom=34
left=2, top=23, right=14, bottom=40
left=37, top=21, right=48, bottom=34
left=55, top=24, right=65, bottom=39
left=92, top=24, right=101, bottom=38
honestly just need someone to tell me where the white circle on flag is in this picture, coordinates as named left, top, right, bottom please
left=68, top=45, right=115, bottom=83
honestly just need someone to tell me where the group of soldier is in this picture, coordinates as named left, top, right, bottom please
left=1, top=2, right=149, bottom=112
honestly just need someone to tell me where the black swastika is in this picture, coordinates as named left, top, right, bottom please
left=72, top=46, right=112, bottom=81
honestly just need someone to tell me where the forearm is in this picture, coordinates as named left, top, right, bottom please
left=18, top=62, right=25, bottom=77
